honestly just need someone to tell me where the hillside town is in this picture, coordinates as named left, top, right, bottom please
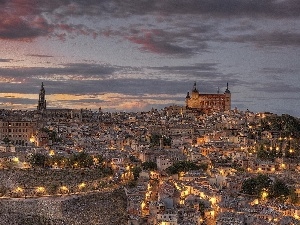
left=0, top=84, right=300, bottom=224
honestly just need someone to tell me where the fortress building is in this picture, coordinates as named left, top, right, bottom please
left=185, top=82, right=231, bottom=114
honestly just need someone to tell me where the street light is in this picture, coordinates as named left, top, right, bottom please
left=261, top=189, right=268, bottom=200
left=78, top=182, right=86, bottom=192
left=13, top=186, right=24, bottom=198
left=35, top=186, right=46, bottom=196
left=59, top=186, right=69, bottom=195
left=30, top=136, right=35, bottom=146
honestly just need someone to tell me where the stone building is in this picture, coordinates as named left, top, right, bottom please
left=35, top=82, right=88, bottom=122
left=0, top=120, right=37, bottom=146
left=185, top=82, right=231, bottom=114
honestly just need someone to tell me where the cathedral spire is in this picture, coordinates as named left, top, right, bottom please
left=37, top=82, right=46, bottom=110
left=225, top=82, right=230, bottom=94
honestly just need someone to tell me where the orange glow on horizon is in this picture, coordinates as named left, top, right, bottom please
left=0, top=91, right=182, bottom=111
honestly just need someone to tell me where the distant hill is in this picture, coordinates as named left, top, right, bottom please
left=260, top=114, right=300, bottom=136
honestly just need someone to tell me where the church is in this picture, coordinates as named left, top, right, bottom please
left=185, top=82, right=231, bottom=114
left=36, top=82, right=82, bottom=119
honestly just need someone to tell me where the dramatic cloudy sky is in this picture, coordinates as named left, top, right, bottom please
left=0, top=0, right=299, bottom=116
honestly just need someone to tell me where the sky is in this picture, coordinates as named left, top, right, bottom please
left=0, top=0, right=299, bottom=116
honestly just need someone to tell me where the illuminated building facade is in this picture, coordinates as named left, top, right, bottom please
left=0, top=120, right=37, bottom=146
left=185, top=82, right=231, bottom=114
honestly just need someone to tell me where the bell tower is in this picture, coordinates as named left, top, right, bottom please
left=224, top=82, right=231, bottom=111
left=37, top=82, right=46, bottom=110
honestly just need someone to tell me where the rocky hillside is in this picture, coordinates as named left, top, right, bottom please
left=0, top=188, right=127, bottom=225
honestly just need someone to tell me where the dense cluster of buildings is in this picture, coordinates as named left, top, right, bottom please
left=123, top=108, right=300, bottom=225
left=0, top=83, right=299, bottom=225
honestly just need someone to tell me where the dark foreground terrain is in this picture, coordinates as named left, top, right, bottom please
left=0, top=187, right=127, bottom=225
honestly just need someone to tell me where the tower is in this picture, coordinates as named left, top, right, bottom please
left=186, top=82, right=201, bottom=109
left=37, top=82, right=46, bottom=110
left=224, top=82, right=231, bottom=111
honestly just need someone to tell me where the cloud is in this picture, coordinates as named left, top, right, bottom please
left=251, top=82, right=300, bottom=93
left=101, top=24, right=215, bottom=56
left=0, top=0, right=297, bottom=61
left=54, top=23, right=98, bottom=40
left=26, top=54, right=54, bottom=58
left=126, top=29, right=196, bottom=56
left=0, top=58, right=13, bottom=62
left=0, top=63, right=119, bottom=79
left=0, top=8, right=52, bottom=39
left=0, top=62, right=238, bottom=97
left=0, top=0, right=298, bottom=42
left=225, top=21, right=257, bottom=32
left=156, top=0, right=300, bottom=18
left=59, top=0, right=299, bottom=19
left=150, top=63, right=219, bottom=72
left=232, top=31, right=300, bottom=47
left=148, top=63, right=239, bottom=88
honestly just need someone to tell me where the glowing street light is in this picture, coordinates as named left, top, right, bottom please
left=14, top=186, right=23, bottom=193
left=261, top=189, right=268, bottom=200
left=35, top=186, right=46, bottom=196
left=59, top=186, right=69, bottom=194
left=49, top=150, right=55, bottom=156
left=12, top=157, right=19, bottom=163
left=78, top=182, right=86, bottom=191
left=13, top=186, right=24, bottom=198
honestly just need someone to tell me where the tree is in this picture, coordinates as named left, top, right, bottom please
left=131, top=166, right=142, bottom=180
left=29, top=153, right=48, bottom=168
left=39, top=127, right=62, bottom=143
left=270, top=179, right=290, bottom=200
left=166, top=161, right=207, bottom=175
left=150, top=133, right=172, bottom=147
left=289, top=188, right=299, bottom=204
left=256, top=174, right=272, bottom=192
left=2, top=137, right=10, bottom=145
left=93, top=154, right=105, bottom=168
left=198, top=201, right=206, bottom=217
left=163, top=136, right=172, bottom=146
left=141, top=161, right=157, bottom=170
left=241, top=174, right=293, bottom=201
left=69, top=152, right=93, bottom=168
left=241, top=177, right=258, bottom=195
left=49, top=154, right=67, bottom=168
left=129, top=155, right=140, bottom=163
left=260, top=114, right=300, bottom=136
left=127, top=180, right=137, bottom=188
left=150, top=133, right=161, bottom=147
